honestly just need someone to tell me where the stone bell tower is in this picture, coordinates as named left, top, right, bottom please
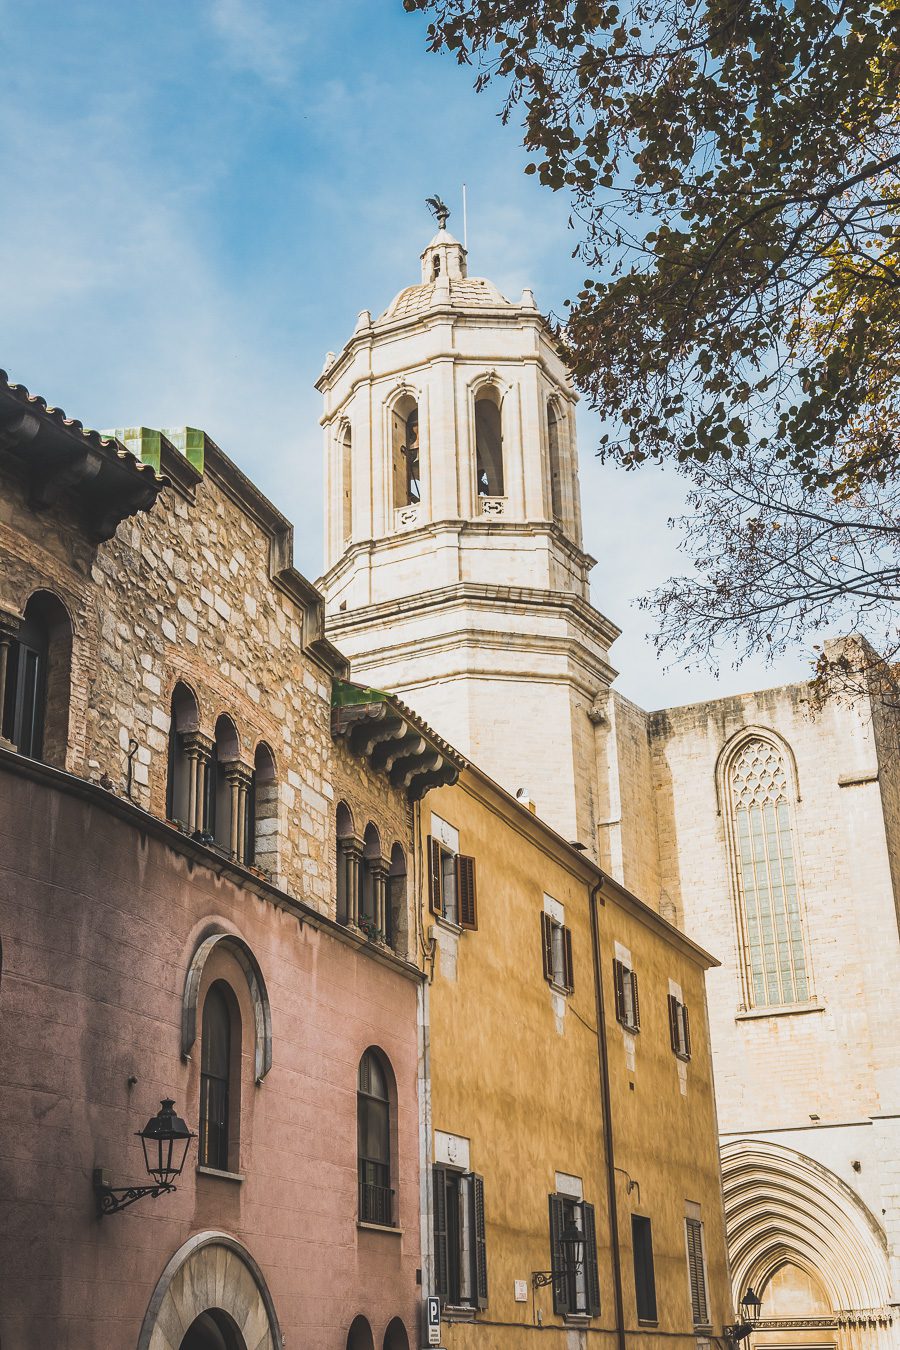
left=317, top=207, right=620, bottom=848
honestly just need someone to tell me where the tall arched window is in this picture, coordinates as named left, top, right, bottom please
left=727, top=737, right=810, bottom=1007
left=341, top=423, right=353, bottom=542
left=358, top=1048, right=393, bottom=1225
left=166, top=682, right=201, bottom=825
left=249, top=742, right=277, bottom=872
left=210, top=715, right=240, bottom=851
left=547, top=399, right=564, bottom=523
left=391, top=396, right=420, bottom=509
left=388, top=843, right=407, bottom=954
left=1, top=590, right=72, bottom=766
left=475, top=388, right=504, bottom=497
left=199, top=981, right=239, bottom=1171
left=361, top=823, right=383, bottom=936
left=336, top=801, right=356, bottom=925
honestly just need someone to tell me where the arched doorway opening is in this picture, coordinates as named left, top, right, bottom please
left=180, top=1309, right=245, bottom=1350
left=384, top=1316, right=410, bottom=1350
left=347, top=1315, right=375, bottom=1350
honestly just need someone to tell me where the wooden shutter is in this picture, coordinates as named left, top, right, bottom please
left=683, top=1004, right=692, bottom=1058
left=563, top=926, right=574, bottom=994
left=685, top=1218, right=708, bottom=1325
left=428, top=836, right=443, bottom=916
left=470, top=1172, right=488, bottom=1309
left=456, top=854, right=478, bottom=930
left=541, top=912, right=554, bottom=982
left=548, top=1193, right=570, bottom=1315
left=582, top=1201, right=601, bottom=1316
left=668, top=993, right=679, bottom=1053
left=433, top=1166, right=450, bottom=1301
left=613, top=958, right=626, bottom=1022
left=630, top=969, right=641, bottom=1029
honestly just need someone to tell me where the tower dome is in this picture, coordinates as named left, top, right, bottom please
left=316, top=211, right=619, bottom=847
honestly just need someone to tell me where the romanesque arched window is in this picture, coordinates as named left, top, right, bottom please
left=199, top=980, right=240, bottom=1172
left=358, top=1048, right=394, bottom=1225
left=1, top=590, right=72, bottom=767
left=475, top=388, right=504, bottom=496
left=727, top=737, right=810, bottom=1008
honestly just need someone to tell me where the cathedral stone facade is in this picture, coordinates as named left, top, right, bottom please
left=319, top=227, right=900, bottom=1350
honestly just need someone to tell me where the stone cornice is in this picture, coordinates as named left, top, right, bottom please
left=0, top=747, right=422, bottom=984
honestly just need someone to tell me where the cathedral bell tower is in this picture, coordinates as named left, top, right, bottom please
left=317, top=208, right=620, bottom=848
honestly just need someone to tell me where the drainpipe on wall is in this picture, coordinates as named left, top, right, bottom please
left=589, top=877, right=628, bottom=1350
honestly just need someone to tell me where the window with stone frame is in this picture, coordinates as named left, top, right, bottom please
left=685, top=1215, right=710, bottom=1327
left=668, top=993, right=692, bottom=1061
left=541, top=908, right=574, bottom=994
left=548, top=1191, right=601, bottom=1318
left=613, top=957, right=640, bottom=1032
left=727, top=736, right=810, bottom=1008
left=433, top=1165, right=488, bottom=1309
left=428, top=831, right=477, bottom=930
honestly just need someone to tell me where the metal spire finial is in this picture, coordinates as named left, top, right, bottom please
left=425, top=195, right=450, bottom=231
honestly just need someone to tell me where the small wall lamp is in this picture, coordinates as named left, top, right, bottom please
left=725, top=1287, right=762, bottom=1342
left=532, top=1219, right=585, bottom=1290
left=93, top=1099, right=196, bottom=1217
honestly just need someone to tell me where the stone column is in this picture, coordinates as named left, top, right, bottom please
left=342, top=835, right=364, bottom=927
left=372, top=861, right=389, bottom=941
left=225, top=762, right=254, bottom=863
left=182, top=732, right=213, bottom=834
left=0, top=611, right=21, bottom=750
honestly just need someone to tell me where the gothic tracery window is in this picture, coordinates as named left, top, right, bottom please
left=728, top=737, right=809, bottom=1007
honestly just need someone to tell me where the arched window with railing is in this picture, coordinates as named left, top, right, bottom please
left=199, top=979, right=240, bottom=1172
left=725, top=735, right=811, bottom=1008
left=357, top=1047, right=395, bottom=1226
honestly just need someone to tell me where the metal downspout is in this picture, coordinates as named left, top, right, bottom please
left=590, top=878, right=628, bottom=1350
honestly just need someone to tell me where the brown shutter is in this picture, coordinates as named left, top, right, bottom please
left=470, top=1172, right=488, bottom=1308
left=686, top=1218, right=708, bottom=1324
left=433, top=1166, right=450, bottom=1301
left=683, top=1004, right=692, bottom=1058
left=613, top=958, right=625, bottom=1022
left=631, top=969, right=641, bottom=1029
left=582, top=1201, right=601, bottom=1316
left=456, top=854, right=478, bottom=930
left=668, top=993, right=679, bottom=1053
left=548, top=1193, right=569, bottom=1315
left=428, top=836, right=443, bottom=916
left=563, top=926, right=574, bottom=994
left=541, top=912, right=553, bottom=982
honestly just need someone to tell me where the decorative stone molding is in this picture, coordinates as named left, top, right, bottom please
left=479, top=497, right=506, bottom=518
left=182, top=931, right=273, bottom=1083
left=136, top=1230, right=282, bottom=1350
left=394, top=505, right=420, bottom=530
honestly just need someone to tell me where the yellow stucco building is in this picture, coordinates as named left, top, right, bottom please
left=419, top=765, right=731, bottom=1350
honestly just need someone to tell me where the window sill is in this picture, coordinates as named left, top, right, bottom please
left=548, top=979, right=573, bottom=997
left=617, top=1020, right=640, bottom=1034
left=735, top=1000, right=823, bottom=1021
left=442, top=1306, right=477, bottom=1323
left=434, top=915, right=462, bottom=936
left=563, top=1314, right=592, bottom=1327
left=674, top=1052, right=692, bottom=1063
left=357, top=1221, right=403, bottom=1235
left=196, top=1164, right=244, bottom=1183
left=638, top=1319, right=660, bottom=1328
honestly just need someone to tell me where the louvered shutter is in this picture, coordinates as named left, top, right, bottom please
left=581, top=1201, right=601, bottom=1316
left=631, top=969, right=641, bottom=1029
left=563, top=926, right=574, bottom=993
left=433, top=1166, right=450, bottom=1301
left=428, top=836, right=443, bottom=916
left=685, top=1218, right=708, bottom=1325
left=548, top=1194, right=570, bottom=1315
left=470, top=1172, right=488, bottom=1308
left=668, top=993, right=679, bottom=1053
left=541, top=912, right=554, bottom=982
left=613, top=959, right=625, bottom=1022
left=456, top=854, right=478, bottom=930
left=683, top=1004, right=692, bottom=1058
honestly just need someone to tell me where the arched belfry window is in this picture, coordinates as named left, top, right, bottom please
left=547, top=399, right=564, bottom=523
left=341, top=423, right=353, bottom=543
left=391, top=396, right=420, bottom=510
left=727, top=737, right=810, bottom=1008
left=475, top=388, right=504, bottom=496
left=358, top=1048, right=394, bottom=1226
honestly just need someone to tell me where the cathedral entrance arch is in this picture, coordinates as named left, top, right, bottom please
left=137, top=1231, right=282, bottom=1350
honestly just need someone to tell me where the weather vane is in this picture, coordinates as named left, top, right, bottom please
left=426, top=195, right=450, bottom=230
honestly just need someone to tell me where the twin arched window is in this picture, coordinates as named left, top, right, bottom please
left=166, top=684, right=277, bottom=869
left=726, top=736, right=810, bottom=1008
left=336, top=803, right=407, bottom=953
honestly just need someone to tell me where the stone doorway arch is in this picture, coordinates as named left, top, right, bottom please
left=137, top=1231, right=282, bottom=1350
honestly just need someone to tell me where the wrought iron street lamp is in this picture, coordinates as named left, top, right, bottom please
left=725, top=1287, right=763, bottom=1342
left=532, top=1218, right=585, bottom=1290
left=93, top=1099, right=196, bottom=1216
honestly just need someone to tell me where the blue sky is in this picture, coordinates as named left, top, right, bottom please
left=0, top=0, right=812, bottom=707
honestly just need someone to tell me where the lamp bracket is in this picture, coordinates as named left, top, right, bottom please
left=724, top=1323, right=754, bottom=1343
left=93, top=1168, right=175, bottom=1217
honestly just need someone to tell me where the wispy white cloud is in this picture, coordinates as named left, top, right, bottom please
left=207, top=0, right=303, bottom=87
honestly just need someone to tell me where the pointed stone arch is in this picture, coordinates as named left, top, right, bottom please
left=182, top=931, right=273, bottom=1083
left=137, top=1231, right=282, bottom=1350
left=721, top=1139, right=893, bottom=1319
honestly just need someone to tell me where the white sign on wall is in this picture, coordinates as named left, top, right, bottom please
left=514, top=1280, right=528, bottom=1303
left=426, top=1296, right=441, bottom=1346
